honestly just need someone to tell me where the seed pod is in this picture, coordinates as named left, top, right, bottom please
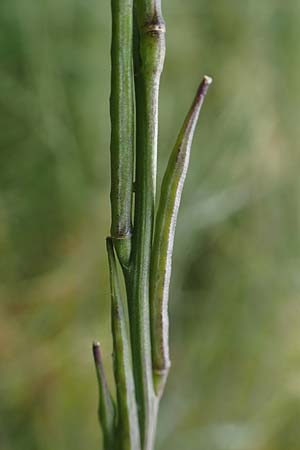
left=150, top=76, right=213, bottom=395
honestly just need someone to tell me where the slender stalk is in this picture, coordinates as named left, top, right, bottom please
left=150, top=76, right=213, bottom=395
left=110, top=0, right=134, bottom=269
left=129, top=1, right=166, bottom=448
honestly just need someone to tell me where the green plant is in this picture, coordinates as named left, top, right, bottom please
left=93, top=1, right=212, bottom=449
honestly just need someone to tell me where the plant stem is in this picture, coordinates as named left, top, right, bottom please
left=110, top=0, right=134, bottom=269
left=129, top=0, right=166, bottom=448
left=95, top=2, right=213, bottom=449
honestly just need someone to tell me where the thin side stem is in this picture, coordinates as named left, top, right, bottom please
left=110, top=0, right=134, bottom=269
left=150, top=76, right=213, bottom=395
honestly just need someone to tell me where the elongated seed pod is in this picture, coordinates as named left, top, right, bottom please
left=92, top=342, right=115, bottom=450
left=150, top=76, right=213, bottom=395
left=106, top=238, right=141, bottom=450
left=110, top=0, right=134, bottom=268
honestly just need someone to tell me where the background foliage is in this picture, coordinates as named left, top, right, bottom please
left=1, top=1, right=300, bottom=449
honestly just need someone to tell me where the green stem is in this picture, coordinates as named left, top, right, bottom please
left=129, top=0, right=166, bottom=448
left=110, top=0, right=134, bottom=269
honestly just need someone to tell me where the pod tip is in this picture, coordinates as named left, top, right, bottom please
left=203, top=75, right=213, bottom=85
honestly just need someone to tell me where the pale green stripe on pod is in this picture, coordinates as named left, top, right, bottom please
left=150, top=76, right=213, bottom=395
left=106, top=238, right=141, bottom=450
left=92, top=342, right=116, bottom=450
left=110, top=0, right=134, bottom=268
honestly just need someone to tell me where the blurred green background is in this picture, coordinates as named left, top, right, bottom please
left=1, top=0, right=300, bottom=449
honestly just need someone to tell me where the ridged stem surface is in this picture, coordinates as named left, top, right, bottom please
left=130, top=1, right=166, bottom=448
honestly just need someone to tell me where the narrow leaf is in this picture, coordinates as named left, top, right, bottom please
left=92, top=341, right=115, bottom=450
left=150, top=76, right=213, bottom=395
left=106, top=238, right=141, bottom=450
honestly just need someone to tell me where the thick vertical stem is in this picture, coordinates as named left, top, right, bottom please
left=110, top=0, right=134, bottom=269
left=130, top=1, right=166, bottom=448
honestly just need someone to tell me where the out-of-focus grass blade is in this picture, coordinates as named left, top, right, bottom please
left=150, top=76, right=213, bottom=395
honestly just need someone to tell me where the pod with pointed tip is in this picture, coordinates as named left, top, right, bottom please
left=150, top=76, right=213, bottom=395
left=92, top=342, right=116, bottom=450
